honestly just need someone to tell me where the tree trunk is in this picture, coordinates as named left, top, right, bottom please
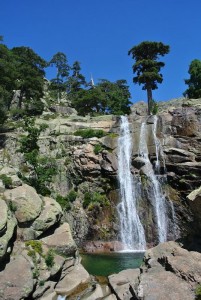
left=146, top=87, right=152, bottom=115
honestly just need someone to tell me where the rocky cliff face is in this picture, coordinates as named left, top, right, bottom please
left=127, top=98, right=201, bottom=249
left=1, top=99, right=201, bottom=249
left=0, top=98, right=201, bottom=299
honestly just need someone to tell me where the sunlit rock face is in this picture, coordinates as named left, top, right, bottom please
left=128, top=98, right=201, bottom=248
left=0, top=98, right=201, bottom=299
left=1, top=99, right=201, bottom=250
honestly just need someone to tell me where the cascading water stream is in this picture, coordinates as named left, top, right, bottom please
left=139, top=121, right=167, bottom=243
left=153, top=116, right=160, bottom=172
left=57, top=296, right=66, bottom=300
left=117, top=116, right=146, bottom=251
left=153, top=115, right=177, bottom=239
left=153, top=115, right=166, bottom=173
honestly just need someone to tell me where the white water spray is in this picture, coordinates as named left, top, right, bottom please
left=117, top=116, right=146, bottom=250
left=57, top=296, right=66, bottom=300
left=139, top=121, right=167, bottom=243
left=153, top=115, right=160, bottom=171
left=153, top=116, right=177, bottom=239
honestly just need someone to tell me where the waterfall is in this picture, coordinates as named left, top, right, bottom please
left=153, top=115, right=177, bottom=240
left=57, top=296, right=66, bottom=300
left=117, top=116, right=146, bottom=251
left=139, top=120, right=167, bottom=243
left=153, top=115, right=166, bottom=172
left=153, top=115, right=160, bottom=172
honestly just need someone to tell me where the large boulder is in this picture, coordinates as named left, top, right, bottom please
left=41, top=223, right=77, bottom=256
left=0, top=212, right=17, bottom=260
left=100, top=135, right=118, bottom=150
left=0, top=199, right=8, bottom=235
left=101, top=151, right=118, bottom=175
left=164, top=147, right=196, bottom=163
left=55, top=263, right=90, bottom=296
left=0, top=166, right=22, bottom=188
left=138, top=267, right=195, bottom=300
left=41, top=292, right=57, bottom=300
left=0, top=166, right=16, bottom=176
left=108, top=268, right=140, bottom=300
left=24, top=196, right=63, bottom=239
left=144, top=241, right=201, bottom=284
left=107, top=242, right=201, bottom=300
left=171, top=107, right=199, bottom=137
left=136, top=241, right=200, bottom=300
left=0, top=255, right=34, bottom=300
left=72, top=143, right=102, bottom=178
left=130, top=101, right=148, bottom=116
left=187, top=186, right=201, bottom=232
left=4, top=184, right=43, bottom=224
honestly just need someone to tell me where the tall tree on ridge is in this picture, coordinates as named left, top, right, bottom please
left=184, top=59, right=201, bottom=99
left=128, top=41, right=170, bottom=114
left=11, top=46, right=47, bottom=115
left=49, top=52, right=70, bottom=102
left=66, top=61, right=86, bottom=94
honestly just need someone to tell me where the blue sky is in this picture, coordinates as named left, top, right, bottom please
left=1, top=0, right=201, bottom=103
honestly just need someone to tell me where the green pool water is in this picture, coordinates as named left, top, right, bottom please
left=81, top=251, right=144, bottom=277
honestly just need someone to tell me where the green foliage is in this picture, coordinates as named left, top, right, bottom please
left=0, top=99, right=7, bottom=125
left=39, top=123, right=49, bottom=131
left=56, top=194, right=70, bottom=210
left=83, top=192, right=92, bottom=208
left=0, top=39, right=131, bottom=119
left=67, top=189, right=77, bottom=202
left=56, top=189, right=77, bottom=211
left=128, top=41, right=169, bottom=114
left=71, top=87, right=105, bottom=116
left=25, top=240, right=55, bottom=277
left=98, top=79, right=132, bottom=115
left=30, top=156, right=57, bottom=195
left=27, top=249, right=37, bottom=260
left=83, top=191, right=110, bottom=209
left=19, top=118, right=57, bottom=195
left=107, top=132, right=118, bottom=138
left=32, top=268, right=40, bottom=279
left=74, top=128, right=106, bottom=138
left=184, top=59, right=201, bottom=98
left=151, top=99, right=158, bottom=115
left=39, top=280, right=45, bottom=286
left=64, top=156, right=72, bottom=166
left=19, top=117, right=40, bottom=153
left=11, top=46, right=46, bottom=115
left=66, top=60, right=86, bottom=94
left=49, top=52, right=70, bottom=101
left=45, top=249, right=55, bottom=268
left=94, top=144, right=103, bottom=155
left=0, top=43, right=17, bottom=122
left=9, top=107, right=25, bottom=120
left=71, top=79, right=131, bottom=116
left=25, top=240, right=43, bottom=256
left=0, top=42, right=46, bottom=119
left=0, top=174, right=12, bottom=188
left=7, top=201, right=17, bottom=212
left=195, top=284, right=201, bottom=299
